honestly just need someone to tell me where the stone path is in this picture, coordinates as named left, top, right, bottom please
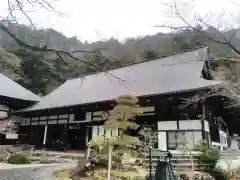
left=0, top=163, right=76, bottom=180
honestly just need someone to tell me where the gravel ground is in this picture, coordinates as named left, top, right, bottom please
left=0, top=163, right=76, bottom=180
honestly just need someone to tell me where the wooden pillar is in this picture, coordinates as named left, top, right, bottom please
left=201, top=100, right=206, bottom=140
left=61, top=114, right=70, bottom=151
left=29, top=117, right=32, bottom=144
left=43, top=115, right=49, bottom=149
left=43, top=125, right=48, bottom=148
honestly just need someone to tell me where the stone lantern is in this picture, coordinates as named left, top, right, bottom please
left=1, top=120, right=17, bottom=133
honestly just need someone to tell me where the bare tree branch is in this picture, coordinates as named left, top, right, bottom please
left=157, top=0, right=240, bottom=55
left=15, top=0, right=37, bottom=30
left=157, top=0, right=240, bottom=107
left=0, top=23, right=101, bottom=67
left=0, top=0, right=131, bottom=83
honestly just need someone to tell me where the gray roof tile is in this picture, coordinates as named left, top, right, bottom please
left=22, top=47, right=222, bottom=111
left=0, top=73, right=41, bottom=102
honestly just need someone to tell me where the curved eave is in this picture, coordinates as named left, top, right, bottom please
left=18, top=82, right=223, bottom=113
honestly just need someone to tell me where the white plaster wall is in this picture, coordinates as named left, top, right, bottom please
left=157, top=120, right=204, bottom=151
left=0, top=105, right=9, bottom=111
left=204, top=120, right=210, bottom=132
left=179, top=120, right=201, bottom=130
left=92, top=126, right=118, bottom=139
left=158, top=131, right=167, bottom=151
left=58, top=119, right=67, bottom=124
left=105, top=129, right=111, bottom=137
left=40, top=116, right=47, bottom=120
left=158, top=121, right=177, bottom=130
left=92, top=126, right=98, bottom=139
left=112, top=128, right=118, bottom=136
left=230, top=139, right=239, bottom=150
left=184, top=131, right=202, bottom=148
left=219, top=130, right=228, bottom=147
left=98, top=126, right=104, bottom=136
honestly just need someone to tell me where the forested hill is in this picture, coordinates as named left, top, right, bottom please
left=0, top=23, right=238, bottom=95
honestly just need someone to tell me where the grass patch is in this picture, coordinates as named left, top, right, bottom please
left=53, top=169, right=72, bottom=180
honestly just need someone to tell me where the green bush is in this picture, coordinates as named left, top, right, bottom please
left=194, top=140, right=209, bottom=152
left=199, top=148, right=220, bottom=171
left=7, top=152, right=30, bottom=164
left=179, top=173, right=190, bottom=180
left=210, top=168, right=229, bottom=180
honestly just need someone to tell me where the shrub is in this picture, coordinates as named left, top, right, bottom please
left=194, top=140, right=209, bottom=152
left=210, top=168, right=229, bottom=180
left=53, top=170, right=71, bottom=180
left=192, top=172, right=215, bottom=180
left=7, top=152, right=30, bottom=164
left=179, top=173, right=189, bottom=180
left=199, top=148, right=220, bottom=171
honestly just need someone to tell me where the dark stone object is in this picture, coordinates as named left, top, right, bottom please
left=155, top=156, right=176, bottom=180
left=40, top=158, right=59, bottom=164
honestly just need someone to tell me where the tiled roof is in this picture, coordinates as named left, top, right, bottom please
left=0, top=73, right=41, bottom=102
left=21, top=47, right=222, bottom=111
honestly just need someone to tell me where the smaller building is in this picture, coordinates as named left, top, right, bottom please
left=0, top=73, right=40, bottom=144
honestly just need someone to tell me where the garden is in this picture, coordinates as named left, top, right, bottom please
left=0, top=145, right=82, bottom=165
left=2, top=95, right=236, bottom=179
left=53, top=94, right=236, bottom=180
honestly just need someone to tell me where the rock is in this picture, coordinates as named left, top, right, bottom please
left=192, top=172, right=215, bottom=180
left=215, top=160, right=229, bottom=172
left=40, top=158, right=59, bottom=164
left=0, top=152, right=7, bottom=162
left=215, top=159, right=240, bottom=172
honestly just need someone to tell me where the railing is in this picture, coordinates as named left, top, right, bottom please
left=144, top=151, right=210, bottom=173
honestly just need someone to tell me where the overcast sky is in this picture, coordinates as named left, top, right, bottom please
left=0, top=0, right=239, bottom=42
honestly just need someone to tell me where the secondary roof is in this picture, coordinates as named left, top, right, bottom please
left=21, top=47, right=222, bottom=112
left=0, top=73, right=41, bottom=102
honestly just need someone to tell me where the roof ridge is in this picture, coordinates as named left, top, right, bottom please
left=69, top=46, right=207, bottom=81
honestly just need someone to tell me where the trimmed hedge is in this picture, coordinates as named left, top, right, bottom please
left=7, top=152, right=30, bottom=164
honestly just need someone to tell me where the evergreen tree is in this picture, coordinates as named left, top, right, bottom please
left=83, top=50, right=109, bottom=74
left=143, top=49, right=159, bottom=59
left=87, top=95, right=145, bottom=178
left=10, top=48, right=54, bottom=95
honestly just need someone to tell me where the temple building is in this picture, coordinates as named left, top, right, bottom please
left=14, top=47, right=238, bottom=151
left=0, top=73, right=40, bottom=144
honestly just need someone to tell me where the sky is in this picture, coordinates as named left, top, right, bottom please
left=0, top=0, right=239, bottom=42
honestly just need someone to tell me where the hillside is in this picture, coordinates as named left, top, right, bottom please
left=0, top=23, right=238, bottom=95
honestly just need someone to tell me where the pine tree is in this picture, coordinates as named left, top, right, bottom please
left=87, top=94, right=144, bottom=175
